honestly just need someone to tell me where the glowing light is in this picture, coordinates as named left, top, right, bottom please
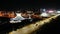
left=43, top=9, right=46, bottom=11
left=57, top=11, right=60, bottom=13
left=48, top=11, right=54, bottom=13
left=40, top=13, right=49, bottom=17
left=16, top=13, right=20, bottom=16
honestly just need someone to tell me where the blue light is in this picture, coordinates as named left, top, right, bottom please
left=43, top=9, right=46, bottom=12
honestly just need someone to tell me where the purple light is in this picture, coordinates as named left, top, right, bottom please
left=48, top=11, right=54, bottom=13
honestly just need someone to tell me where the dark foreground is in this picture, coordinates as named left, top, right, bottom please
left=31, top=15, right=60, bottom=34
left=0, top=17, right=41, bottom=34
left=0, top=15, right=60, bottom=34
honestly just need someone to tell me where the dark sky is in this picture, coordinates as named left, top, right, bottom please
left=0, top=0, right=59, bottom=10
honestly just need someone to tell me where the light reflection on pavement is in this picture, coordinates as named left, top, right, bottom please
left=9, top=15, right=59, bottom=34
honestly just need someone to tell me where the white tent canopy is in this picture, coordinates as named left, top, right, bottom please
left=40, top=12, right=50, bottom=17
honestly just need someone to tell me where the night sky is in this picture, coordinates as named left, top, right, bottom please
left=0, top=0, right=59, bottom=10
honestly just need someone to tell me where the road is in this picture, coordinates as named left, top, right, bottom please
left=9, top=15, right=59, bottom=34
